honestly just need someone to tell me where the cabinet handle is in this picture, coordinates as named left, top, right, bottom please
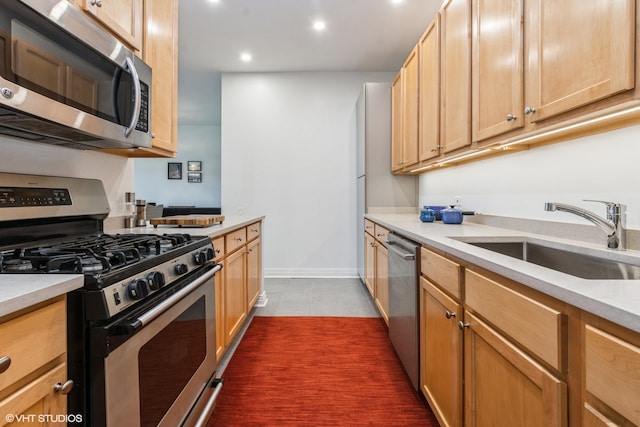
left=234, top=237, right=243, bottom=242
left=54, top=380, right=74, bottom=395
left=524, top=106, right=537, bottom=115
left=0, top=356, right=11, bottom=374
left=506, top=114, right=517, bottom=121
left=458, top=321, right=470, bottom=330
left=445, top=310, right=456, bottom=319
left=90, top=0, right=102, bottom=6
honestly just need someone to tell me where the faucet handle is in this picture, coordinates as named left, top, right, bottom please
left=583, top=200, right=624, bottom=220
left=583, top=199, right=619, bottom=206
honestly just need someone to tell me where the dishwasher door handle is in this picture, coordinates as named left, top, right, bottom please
left=386, top=241, right=416, bottom=260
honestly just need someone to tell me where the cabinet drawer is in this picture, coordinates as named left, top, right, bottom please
left=465, top=270, right=565, bottom=371
left=225, top=228, right=247, bottom=254
left=247, top=222, right=261, bottom=241
left=0, top=298, right=66, bottom=392
left=212, top=236, right=225, bottom=262
left=373, top=224, right=390, bottom=243
left=364, top=219, right=375, bottom=236
left=585, top=325, right=640, bottom=425
left=421, top=248, right=461, bottom=299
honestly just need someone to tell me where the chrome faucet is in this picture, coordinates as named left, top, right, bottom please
left=544, top=200, right=626, bottom=250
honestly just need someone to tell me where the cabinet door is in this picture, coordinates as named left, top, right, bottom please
left=143, top=0, right=178, bottom=155
left=472, top=0, right=523, bottom=142
left=391, top=71, right=404, bottom=172
left=224, top=249, right=247, bottom=346
left=584, top=325, right=640, bottom=426
left=420, top=278, right=462, bottom=427
left=464, top=312, right=567, bottom=427
left=76, top=0, right=143, bottom=51
left=440, top=0, right=471, bottom=153
left=215, top=260, right=225, bottom=361
left=375, top=242, right=389, bottom=325
left=246, top=238, right=261, bottom=309
left=525, top=0, right=634, bottom=123
left=364, top=233, right=376, bottom=296
left=0, top=363, right=68, bottom=426
left=401, top=46, right=420, bottom=169
left=419, top=19, right=441, bottom=161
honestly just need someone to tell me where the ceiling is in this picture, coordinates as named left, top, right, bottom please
left=176, top=0, right=441, bottom=125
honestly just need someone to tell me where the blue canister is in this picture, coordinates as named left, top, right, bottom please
left=420, top=208, right=435, bottom=223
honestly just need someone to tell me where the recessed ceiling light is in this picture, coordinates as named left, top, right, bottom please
left=240, top=52, right=252, bottom=62
left=208, top=0, right=221, bottom=3
left=390, top=0, right=404, bottom=5
left=312, top=20, right=327, bottom=32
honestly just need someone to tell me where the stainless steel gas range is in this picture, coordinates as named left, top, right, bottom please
left=0, top=173, right=223, bottom=427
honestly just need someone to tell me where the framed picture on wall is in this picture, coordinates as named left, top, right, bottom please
left=168, top=162, right=182, bottom=180
left=188, top=172, right=202, bottom=183
left=187, top=161, right=202, bottom=171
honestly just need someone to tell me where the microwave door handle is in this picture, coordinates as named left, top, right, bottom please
left=123, top=57, right=141, bottom=137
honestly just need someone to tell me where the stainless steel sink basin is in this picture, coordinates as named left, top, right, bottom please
left=454, top=238, right=640, bottom=280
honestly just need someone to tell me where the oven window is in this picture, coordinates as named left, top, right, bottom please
left=138, top=297, right=207, bottom=426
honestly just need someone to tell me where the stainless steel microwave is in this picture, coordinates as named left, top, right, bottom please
left=0, top=0, right=152, bottom=150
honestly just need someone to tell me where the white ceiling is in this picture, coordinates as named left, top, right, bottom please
left=176, top=0, right=441, bottom=125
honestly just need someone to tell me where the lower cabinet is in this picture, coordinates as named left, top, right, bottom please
left=363, top=220, right=389, bottom=324
left=224, top=246, right=247, bottom=346
left=420, top=246, right=568, bottom=426
left=0, top=297, right=72, bottom=426
left=583, top=322, right=640, bottom=426
left=420, top=277, right=463, bottom=427
left=213, top=221, right=263, bottom=359
left=463, top=312, right=567, bottom=426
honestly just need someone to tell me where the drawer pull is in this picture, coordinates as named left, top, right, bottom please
left=458, top=321, right=470, bottom=330
left=445, top=310, right=456, bottom=319
left=0, top=356, right=11, bottom=373
left=54, top=380, right=74, bottom=395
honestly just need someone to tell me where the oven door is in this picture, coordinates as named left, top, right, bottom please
left=91, top=263, right=222, bottom=427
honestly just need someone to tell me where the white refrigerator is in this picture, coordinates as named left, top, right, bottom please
left=356, top=82, right=417, bottom=282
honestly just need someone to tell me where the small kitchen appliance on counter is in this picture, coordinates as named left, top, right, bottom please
left=0, top=172, right=223, bottom=427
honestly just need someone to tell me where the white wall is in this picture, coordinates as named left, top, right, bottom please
left=135, top=124, right=222, bottom=207
left=221, top=72, right=394, bottom=277
left=0, top=136, right=133, bottom=219
left=419, top=124, right=640, bottom=230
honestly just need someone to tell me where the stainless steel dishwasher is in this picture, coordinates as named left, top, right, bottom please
left=387, top=232, right=421, bottom=390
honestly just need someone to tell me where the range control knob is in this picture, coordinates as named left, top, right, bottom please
left=193, top=251, right=206, bottom=266
left=128, top=279, right=150, bottom=300
left=203, top=247, right=215, bottom=261
left=175, top=263, right=188, bottom=275
left=146, top=271, right=165, bottom=290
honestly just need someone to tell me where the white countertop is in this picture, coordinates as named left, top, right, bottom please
left=108, top=214, right=265, bottom=239
left=367, top=213, right=640, bottom=333
left=0, top=215, right=264, bottom=318
left=0, top=275, right=83, bottom=317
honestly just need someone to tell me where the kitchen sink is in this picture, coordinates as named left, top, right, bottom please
left=453, top=237, right=640, bottom=280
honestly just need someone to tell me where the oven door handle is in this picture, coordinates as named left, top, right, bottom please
left=126, top=264, right=222, bottom=331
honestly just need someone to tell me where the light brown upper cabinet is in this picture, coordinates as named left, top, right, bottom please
left=440, top=0, right=472, bottom=154
left=391, top=47, right=420, bottom=172
left=471, top=0, right=524, bottom=142
left=71, top=0, right=143, bottom=52
left=472, top=0, right=635, bottom=144
left=418, top=19, right=441, bottom=162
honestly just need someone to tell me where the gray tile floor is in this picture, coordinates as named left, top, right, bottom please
left=217, top=277, right=380, bottom=374
left=254, top=277, right=380, bottom=317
